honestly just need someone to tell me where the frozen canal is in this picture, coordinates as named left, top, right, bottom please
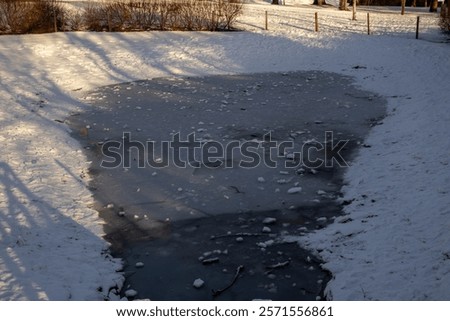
left=68, top=71, right=385, bottom=300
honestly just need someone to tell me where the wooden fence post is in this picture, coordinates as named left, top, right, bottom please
left=265, top=11, right=268, bottom=30
left=367, top=12, right=370, bottom=35
left=315, top=12, right=319, bottom=32
left=416, top=16, right=420, bottom=39
left=352, top=0, right=356, bottom=20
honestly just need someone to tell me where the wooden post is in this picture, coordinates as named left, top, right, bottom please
left=416, top=16, right=420, bottom=39
left=401, top=0, right=406, bottom=15
left=367, top=12, right=370, bottom=35
left=315, top=12, right=319, bottom=32
left=352, top=0, right=356, bottom=20
left=265, top=11, right=268, bottom=30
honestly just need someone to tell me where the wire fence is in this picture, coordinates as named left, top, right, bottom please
left=238, top=4, right=448, bottom=41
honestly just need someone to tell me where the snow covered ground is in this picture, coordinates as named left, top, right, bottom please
left=0, top=2, right=449, bottom=300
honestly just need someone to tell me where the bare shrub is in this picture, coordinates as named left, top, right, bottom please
left=31, top=0, right=66, bottom=33
left=199, top=0, right=222, bottom=31
left=107, top=1, right=131, bottom=31
left=0, top=0, right=35, bottom=33
left=166, top=1, right=183, bottom=30
left=0, top=0, right=244, bottom=34
left=128, top=0, right=159, bottom=30
left=178, top=0, right=198, bottom=30
left=0, top=0, right=66, bottom=34
left=220, top=0, right=243, bottom=30
left=65, top=8, right=85, bottom=31
left=84, top=2, right=108, bottom=31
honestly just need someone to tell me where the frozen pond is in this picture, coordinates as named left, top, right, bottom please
left=68, top=71, right=385, bottom=300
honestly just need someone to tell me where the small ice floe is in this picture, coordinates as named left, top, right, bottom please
left=202, top=257, right=219, bottom=265
left=257, top=177, right=265, bottom=183
left=316, top=217, right=327, bottom=223
left=262, top=217, right=277, bottom=225
left=267, top=284, right=277, bottom=293
left=310, top=169, right=318, bottom=175
left=279, top=171, right=289, bottom=175
left=262, top=226, right=271, bottom=233
left=317, top=190, right=327, bottom=196
left=236, top=237, right=244, bottom=243
left=106, top=203, right=114, bottom=209
left=124, top=289, right=138, bottom=298
left=193, top=278, right=205, bottom=289
left=287, top=187, right=302, bottom=194
left=297, top=168, right=306, bottom=175
left=257, top=240, right=275, bottom=248
left=135, top=262, right=145, bottom=268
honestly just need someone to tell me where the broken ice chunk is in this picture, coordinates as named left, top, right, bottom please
left=287, top=187, right=302, bottom=194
